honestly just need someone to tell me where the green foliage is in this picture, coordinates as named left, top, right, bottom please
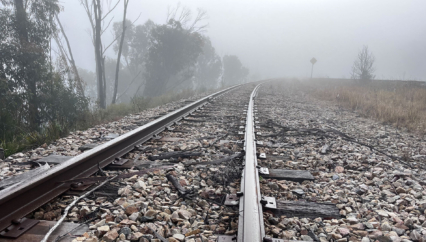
left=86, top=103, right=135, bottom=126
left=193, top=37, right=222, bottom=90
left=130, top=20, right=156, bottom=67
left=0, top=137, right=25, bottom=158
left=39, top=73, right=89, bottom=127
left=1, top=0, right=61, bottom=127
left=113, top=19, right=155, bottom=70
left=25, top=122, right=66, bottom=148
left=0, top=0, right=90, bottom=158
left=107, top=20, right=156, bottom=102
left=144, top=19, right=204, bottom=96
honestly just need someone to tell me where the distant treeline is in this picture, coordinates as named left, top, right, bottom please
left=81, top=16, right=250, bottom=104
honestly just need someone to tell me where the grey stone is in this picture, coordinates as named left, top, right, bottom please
left=119, top=227, right=132, bottom=236
left=381, top=221, right=392, bottom=231
left=292, top=189, right=304, bottom=196
left=268, top=182, right=279, bottom=190
left=301, top=235, right=314, bottom=241
left=173, top=234, right=185, bottom=241
left=392, top=227, right=405, bottom=236
left=410, top=230, right=421, bottom=241
left=129, top=212, right=139, bottom=221
left=268, top=216, right=279, bottom=225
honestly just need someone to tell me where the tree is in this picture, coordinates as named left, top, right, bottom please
left=193, top=36, right=222, bottom=90
left=351, top=45, right=375, bottom=81
left=143, top=19, right=203, bottom=96
left=166, top=3, right=208, bottom=33
left=81, top=0, right=120, bottom=108
left=110, top=19, right=154, bottom=102
left=54, top=14, right=84, bottom=96
left=0, top=0, right=89, bottom=152
left=141, top=4, right=209, bottom=97
left=222, top=55, right=249, bottom=86
left=0, top=0, right=60, bottom=130
left=128, top=20, right=155, bottom=68
left=111, top=0, right=129, bottom=104
left=112, top=19, right=134, bottom=67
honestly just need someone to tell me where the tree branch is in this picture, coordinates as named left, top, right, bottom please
left=102, top=34, right=121, bottom=54
left=101, top=16, right=114, bottom=35
left=101, top=0, right=120, bottom=21
left=117, top=70, right=142, bottom=101
left=55, top=14, right=84, bottom=95
left=112, top=0, right=129, bottom=104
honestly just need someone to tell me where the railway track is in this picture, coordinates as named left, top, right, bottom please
left=1, top=80, right=425, bottom=242
left=0, top=82, right=344, bottom=242
left=0, top=83, right=270, bottom=242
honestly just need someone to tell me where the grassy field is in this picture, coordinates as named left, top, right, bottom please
left=306, top=78, right=426, bottom=133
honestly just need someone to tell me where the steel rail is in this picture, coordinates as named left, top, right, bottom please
left=238, top=83, right=264, bottom=242
left=0, top=85, right=242, bottom=233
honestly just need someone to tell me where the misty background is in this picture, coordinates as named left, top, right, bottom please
left=1, top=0, right=426, bottom=157
left=59, top=0, right=426, bottom=81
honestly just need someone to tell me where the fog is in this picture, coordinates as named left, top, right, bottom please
left=58, top=0, right=426, bottom=81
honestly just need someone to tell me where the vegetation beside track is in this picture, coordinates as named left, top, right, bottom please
left=1, top=88, right=211, bottom=158
left=306, top=78, right=426, bottom=133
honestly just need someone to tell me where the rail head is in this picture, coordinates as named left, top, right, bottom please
left=238, top=83, right=265, bottom=242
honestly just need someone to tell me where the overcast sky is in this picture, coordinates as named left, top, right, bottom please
left=58, top=0, right=426, bottom=81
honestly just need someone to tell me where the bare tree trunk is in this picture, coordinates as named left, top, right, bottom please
left=111, top=0, right=129, bottom=104
left=93, top=0, right=106, bottom=108
left=14, top=0, right=38, bottom=130
left=14, top=0, right=28, bottom=44
left=55, top=14, right=84, bottom=96
left=82, top=0, right=121, bottom=108
left=102, top=56, right=107, bottom=103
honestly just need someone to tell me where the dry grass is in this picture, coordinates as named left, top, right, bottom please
left=307, top=79, right=426, bottom=133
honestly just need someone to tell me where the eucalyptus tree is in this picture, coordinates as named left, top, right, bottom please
left=0, top=0, right=60, bottom=130
left=111, top=0, right=129, bottom=104
left=0, top=0, right=89, bottom=153
left=142, top=5, right=207, bottom=97
left=111, top=19, right=155, bottom=101
left=80, top=0, right=120, bottom=108
left=193, top=37, right=222, bottom=90
left=143, top=19, right=203, bottom=97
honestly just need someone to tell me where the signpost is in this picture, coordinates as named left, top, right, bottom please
left=310, top=57, right=317, bottom=79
